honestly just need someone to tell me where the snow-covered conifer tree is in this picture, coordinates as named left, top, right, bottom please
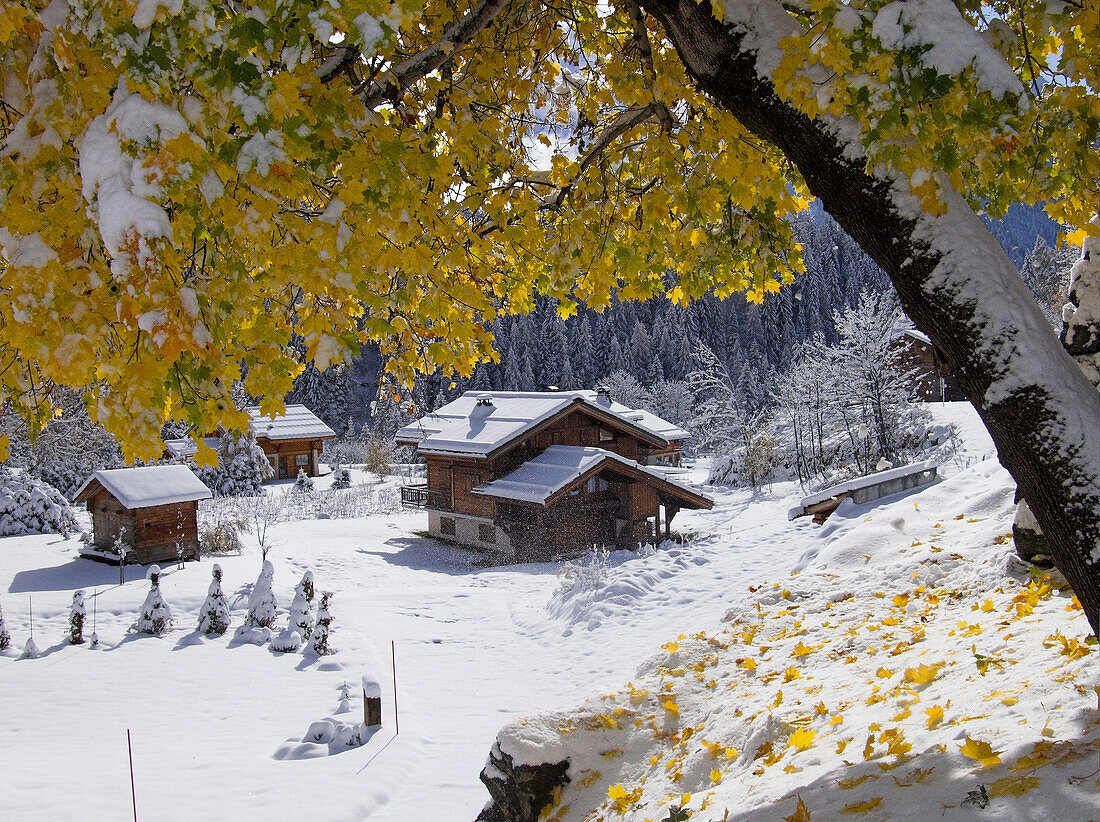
left=330, top=466, right=351, bottom=490
left=132, top=566, right=173, bottom=636
left=68, top=590, right=86, bottom=645
left=0, top=596, right=10, bottom=651
left=292, top=468, right=314, bottom=493
left=308, top=592, right=334, bottom=656
left=246, top=561, right=278, bottom=629
left=234, top=560, right=278, bottom=644
left=289, top=571, right=314, bottom=641
left=197, top=564, right=231, bottom=636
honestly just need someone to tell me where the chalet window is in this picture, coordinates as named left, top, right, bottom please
left=599, top=427, right=614, bottom=443
left=478, top=523, right=496, bottom=544
left=440, top=517, right=456, bottom=536
left=295, top=453, right=309, bottom=467
left=586, top=477, right=609, bottom=493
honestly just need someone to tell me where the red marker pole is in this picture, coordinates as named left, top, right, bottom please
left=127, top=729, right=138, bottom=822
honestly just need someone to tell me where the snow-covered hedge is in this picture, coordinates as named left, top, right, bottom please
left=0, top=469, right=78, bottom=537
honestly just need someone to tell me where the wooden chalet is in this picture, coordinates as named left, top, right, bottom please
left=164, top=404, right=335, bottom=481
left=889, top=327, right=963, bottom=402
left=396, top=391, right=712, bottom=559
left=74, top=465, right=212, bottom=564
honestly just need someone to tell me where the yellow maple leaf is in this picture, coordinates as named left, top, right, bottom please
left=904, top=663, right=943, bottom=686
left=837, top=774, right=876, bottom=789
left=783, top=795, right=811, bottom=822
left=925, top=706, right=944, bottom=729
left=959, top=737, right=1002, bottom=768
left=792, top=641, right=814, bottom=657
left=989, top=775, right=1041, bottom=797
left=840, top=797, right=883, bottom=814
left=789, top=728, right=816, bottom=751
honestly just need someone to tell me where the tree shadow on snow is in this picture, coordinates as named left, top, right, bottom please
left=357, top=536, right=560, bottom=577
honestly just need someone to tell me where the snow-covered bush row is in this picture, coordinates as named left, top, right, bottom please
left=198, top=483, right=399, bottom=527
left=322, top=433, right=396, bottom=479
left=0, top=468, right=78, bottom=536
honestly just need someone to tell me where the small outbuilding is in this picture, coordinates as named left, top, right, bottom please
left=74, top=465, right=212, bottom=565
left=163, top=404, right=335, bottom=481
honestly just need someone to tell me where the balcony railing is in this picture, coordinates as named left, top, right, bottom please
left=400, top=484, right=449, bottom=510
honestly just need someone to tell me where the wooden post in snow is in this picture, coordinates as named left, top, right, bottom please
left=362, top=676, right=382, bottom=727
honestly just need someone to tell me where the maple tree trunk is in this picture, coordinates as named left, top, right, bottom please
left=643, top=0, right=1100, bottom=636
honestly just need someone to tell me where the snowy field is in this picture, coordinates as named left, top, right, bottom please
left=4, top=403, right=1086, bottom=822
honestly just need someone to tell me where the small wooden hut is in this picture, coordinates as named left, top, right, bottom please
left=75, top=465, right=212, bottom=564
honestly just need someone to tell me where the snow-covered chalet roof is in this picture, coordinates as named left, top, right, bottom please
left=471, top=445, right=712, bottom=508
left=163, top=436, right=220, bottom=459
left=246, top=404, right=335, bottom=441
left=891, top=317, right=932, bottom=346
left=395, top=391, right=688, bottom=457
left=74, top=465, right=212, bottom=509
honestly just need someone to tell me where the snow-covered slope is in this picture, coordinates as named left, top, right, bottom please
left=488, top=460, right=1097, bottom=821
left=0, top=404, right=1092, bottom=821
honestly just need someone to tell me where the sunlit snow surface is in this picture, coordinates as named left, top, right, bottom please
left=3, top=404, right=1093, bottom=822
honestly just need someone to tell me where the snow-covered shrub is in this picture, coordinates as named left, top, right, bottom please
left=197, top=564, right=231, bottom=635
left=330, top=466, right=351, bottom=490
left=241, top=560, right=278, bottom=632
left=68, top=590, right=86, bottom=645
left=21, top=637, right=38, bottom=659
left=270, top=629, right=302, bottom=653
left=308, top=592, right=334, bottom=656
left=362, top=435, right=393, bottom=480
left=293, top=468, right=314, bottom=493
left=0, top=597, right=10, bottom=651
left=0, top=468, right=77, bottom=537
left=553, top=547, right=611, bottom=602
left=132, top=566, right=173, bottom=635
left=233, top=560, right=278, bottom=645
left=193, top=431, right=273, bottom=497
left=289, top=571, right=314, bottom=641
left=199, top=520, right=244, bottom=555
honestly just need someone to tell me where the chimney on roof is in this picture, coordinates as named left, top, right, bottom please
left=596, top=387, right=612, bottom=407
left=472, top=393, right=495, bottom=416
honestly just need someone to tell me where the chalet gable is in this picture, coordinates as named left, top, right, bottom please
left=471, top=445, right=713, bottom=510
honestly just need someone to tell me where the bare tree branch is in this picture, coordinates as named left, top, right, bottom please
left=353, top=0, right=512, bottom=109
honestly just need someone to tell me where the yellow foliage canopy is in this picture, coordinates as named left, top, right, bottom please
left=0, top=0, right=1095, bottom=456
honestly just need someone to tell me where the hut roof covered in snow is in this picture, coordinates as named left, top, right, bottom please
left=74, top=465, right=212, bottom=509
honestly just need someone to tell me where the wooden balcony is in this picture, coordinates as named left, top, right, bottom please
left=400, top=484, right=449, bottom=511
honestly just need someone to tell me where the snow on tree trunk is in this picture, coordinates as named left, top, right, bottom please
left=642, top=0, right=1100, bottom=636
left=132, top=566, right=173, bottom=635
left=1062, top=226, right=1100, bottom=391
left=197, top=563, right=231, bottom=636
left=68, top=590, right=86, bottom=645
